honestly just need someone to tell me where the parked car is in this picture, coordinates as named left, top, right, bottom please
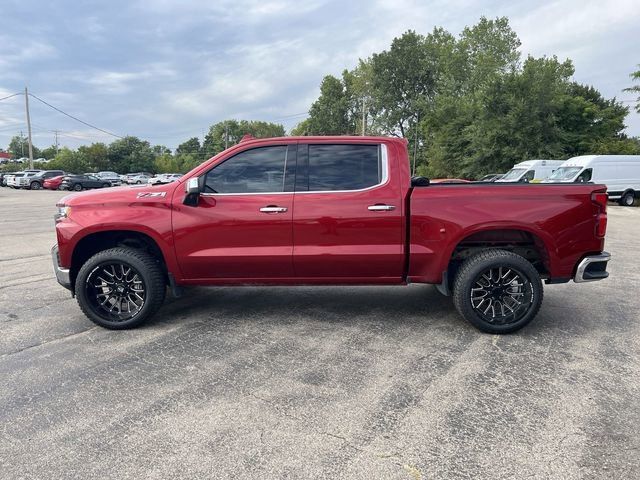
left=44, top=175, right=66, bottom=190
left=148, top=173, right=183, bottom=185
left=3, top=172, right=19, bottom=187
left=543, top=155, right=640, bottom=206
left=496, top=160, right=564, bottom=183
left=5, top=172, right=25, bottom=188
left=478, top=173, right=503, bottom=182
left=24, top=170, right=65, bottom=190
left=52, top=136, right=610, bottom=334
left=124, top=172, right=153, bottom=184
left=95, top=171, right=122, bottom=186
left=0, top=172, right=17, bottom=186
left=15, top=171, right=46, bottom=188
left=60, top=174, right=113, bottom=191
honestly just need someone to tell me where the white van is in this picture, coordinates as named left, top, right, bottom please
left=496, top=160, right=565, bottom=183
left=544, top=155, right=640, bottom=206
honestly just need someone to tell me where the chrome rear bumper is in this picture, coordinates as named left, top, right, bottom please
left=574, top=252, right=610, bottom=283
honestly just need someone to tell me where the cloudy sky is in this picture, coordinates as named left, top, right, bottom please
left=1, top=0, right=639, bottom=153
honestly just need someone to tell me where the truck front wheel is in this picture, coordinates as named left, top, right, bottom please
left=452, top=249, right=543, bottom=334
left=75, top=247, right=166, bottom=329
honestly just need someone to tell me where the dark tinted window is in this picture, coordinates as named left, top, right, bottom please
left=307, top=144, right=381, bottom=191
left=577, top=168, right=592, bottom=182
left=204, top=146, right=288, bottom=193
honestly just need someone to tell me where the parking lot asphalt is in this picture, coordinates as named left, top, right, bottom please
left=0, top=186, right=639, bottom=479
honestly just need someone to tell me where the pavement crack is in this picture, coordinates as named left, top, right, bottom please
left=0, top=326, right=97, bottom=358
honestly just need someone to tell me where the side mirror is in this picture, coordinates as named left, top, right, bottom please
left=183, top=177, right=200, bottom=207
left=186, top=177, right=199, bottom=194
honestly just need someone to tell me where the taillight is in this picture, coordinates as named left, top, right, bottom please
left=592, top=191, right=608, bottom=237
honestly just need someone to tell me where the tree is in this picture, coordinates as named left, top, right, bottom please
left=40, top=145, right=58, bottom=161
left=176, top=137, right=201, bottom=156
left=623, top=65, right=640, bottom=113
left=201, top=120, right=285, bottom=158
left=78, top=143, right=109, bottom=171
left=47, top=147, right=89, bottom=173
left=305, top=75, right=353, bottom=135
left=290, top=119, right=311, bottom=136
left=107, top=136, right=155, bottom=173
left=7, top=135, right=40, bottom=159
left=369, top=30, right=437, bottom=137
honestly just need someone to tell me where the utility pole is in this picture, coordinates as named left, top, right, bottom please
left=362, top=97, right=366, bottom=136
left=24, top=87, right=34, bottom=169
left=224, top=122, right=229, bottom=150
left=54, top=130, right=59, bottom=154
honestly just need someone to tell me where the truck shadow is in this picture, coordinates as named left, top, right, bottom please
left=149, top=284, right=464, bottom=331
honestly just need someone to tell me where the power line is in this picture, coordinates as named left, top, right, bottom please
left=27, top=92, right=123, bottom=139
left=0, top=92, right=22, bottom=102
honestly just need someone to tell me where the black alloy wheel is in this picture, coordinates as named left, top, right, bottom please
left=75, top=248, right=166, bottom=329
left=453, top=249, right=543, bottom=333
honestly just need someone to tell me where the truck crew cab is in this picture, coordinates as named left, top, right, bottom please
left=52, top=136, right=610, bottom=333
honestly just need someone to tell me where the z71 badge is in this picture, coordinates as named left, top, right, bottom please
left=136, top=192, right=167, bottom=198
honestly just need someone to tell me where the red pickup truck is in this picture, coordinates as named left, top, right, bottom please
left=52, top=136, right=610, bottom=333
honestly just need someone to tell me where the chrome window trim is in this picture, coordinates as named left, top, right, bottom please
left=297, top=143, right=389, bottom=195
left=199, top=143, right=388, bottom=197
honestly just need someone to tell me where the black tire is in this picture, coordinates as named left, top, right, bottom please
left=75, top=247, right=166, bottom=329
left=452, top=249, right=543, bottom=334
left=73, top=183, right=82, bottom=191
left=30, top=181, right=42, bottom=190
left=102, top=183, right=110, bottom=188
left=619, top=191, right=635, bottom=207
left=136, top=180, right=142, bottom=184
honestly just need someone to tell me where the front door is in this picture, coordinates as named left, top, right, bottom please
left=173, top=144, right=296, bottom=280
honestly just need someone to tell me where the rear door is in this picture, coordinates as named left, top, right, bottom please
left=292, top=142, right=404, bottom=281
left=173, top=144, right=296, bottom=280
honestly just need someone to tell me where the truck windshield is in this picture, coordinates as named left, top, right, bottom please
left=500, top=168, right=526, bottom=181
left=548, top=167, right=581, bottom=181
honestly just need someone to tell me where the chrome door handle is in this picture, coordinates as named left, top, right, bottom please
left=368, top=205, right=396, bottom=211
left=259, top=206, right=288, bottom=213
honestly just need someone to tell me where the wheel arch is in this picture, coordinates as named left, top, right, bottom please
left=443, top=225, right=556, bottom=288
left=69, top=230, right=170, bottom=290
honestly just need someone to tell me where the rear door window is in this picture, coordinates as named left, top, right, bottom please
left=301, top=144, right=382, bottom=192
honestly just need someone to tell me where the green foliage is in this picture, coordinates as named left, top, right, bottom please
left=7, top=135, right=40, bottom=159
left=305, top=75, right=353, bottom=135
left=46, top=147, right=89, bottom=173
left=78, top=143, right=109, bottom=172
left=176, top=137, right=201, bottom=156
left=623, top=65, right=640, bottom=113
left=202, top=120, right=285, bottom=158
left=303, top=16, right=637, bottom=178
left=290, top=118, right=311, bottom=136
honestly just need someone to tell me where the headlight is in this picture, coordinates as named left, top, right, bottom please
left=54, top=205, right=71, bottom=223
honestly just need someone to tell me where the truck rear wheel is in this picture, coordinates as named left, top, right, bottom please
left=452, top=249, right=543, bottom=334
left=75, top=247, right=166, bottom=329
